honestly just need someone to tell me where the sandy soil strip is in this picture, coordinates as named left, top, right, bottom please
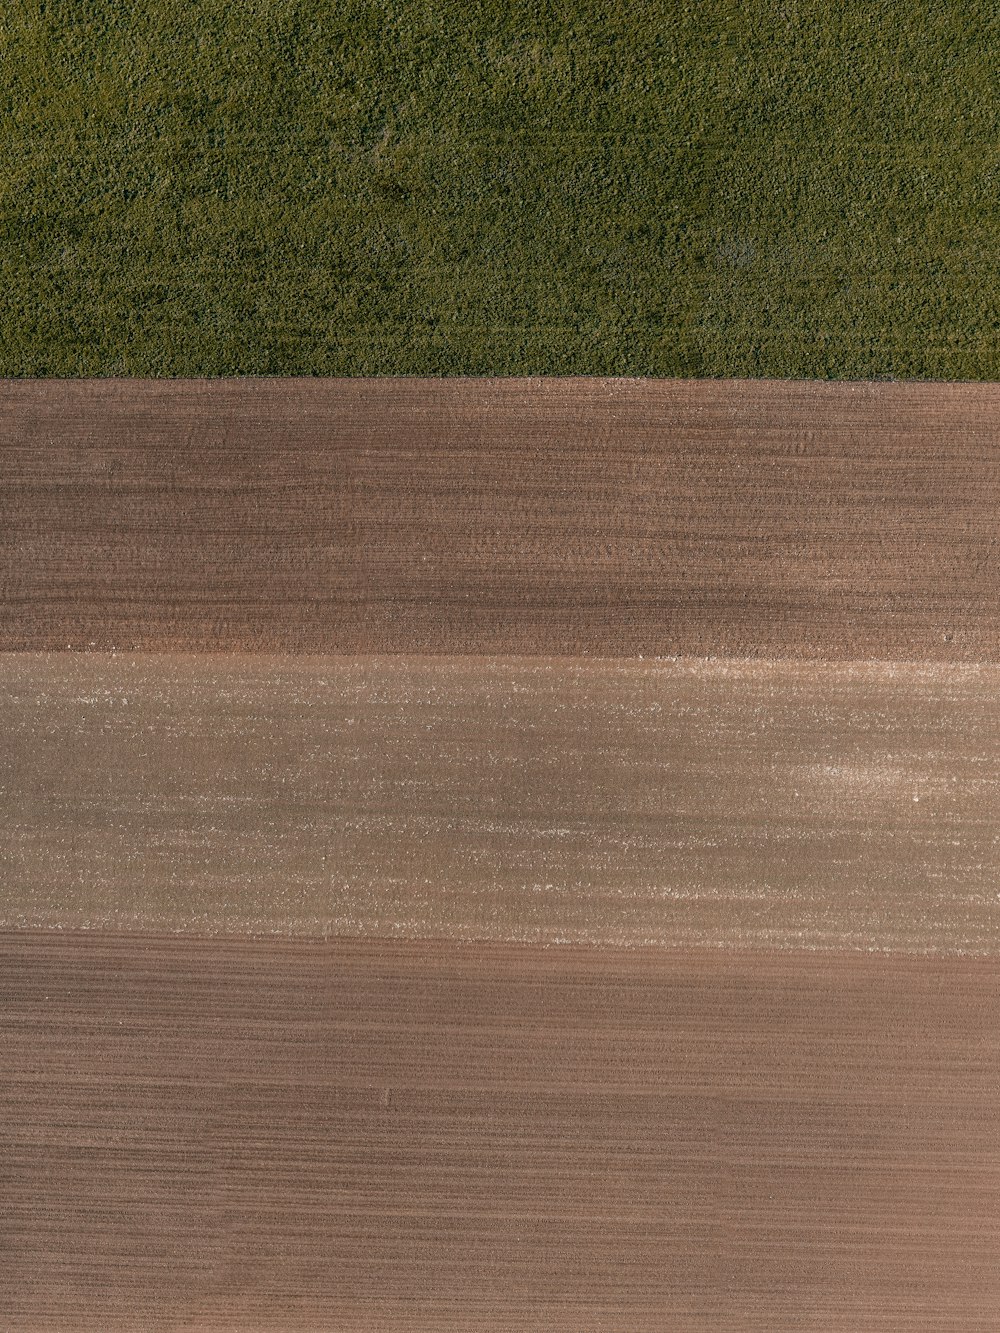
left=3, top=652, right=997, bottom=952
left=2, top=377, right=997, bottom=658
left=2, top=932, right=997, bottom=1331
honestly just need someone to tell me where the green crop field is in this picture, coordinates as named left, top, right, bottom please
left=2, top=0, right=997, bottom=378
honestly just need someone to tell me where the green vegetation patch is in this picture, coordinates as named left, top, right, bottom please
left=1, top=0, right=997, bottom=377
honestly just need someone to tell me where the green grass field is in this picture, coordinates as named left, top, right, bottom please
left=2, top=1, right=997, bottom=378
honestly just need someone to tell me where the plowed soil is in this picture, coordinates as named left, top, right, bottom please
left=2, top=377, right=998, bottom=659
left=3, top=933, right=998, bottom=1331
left=3, top=652, right=998, bottom=951
left=5, top=376, right=998, bottom=1330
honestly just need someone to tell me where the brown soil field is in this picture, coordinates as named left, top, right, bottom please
left=2, top=377, right=998, bottom=659
left=3, top=652, right=998, bottom=951
left=2, top=933, right=998, bottom=1331
left=4, top=376, right=998, bottom=1329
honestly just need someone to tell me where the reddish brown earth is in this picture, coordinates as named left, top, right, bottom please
left=2, top=933, right=999, bottom=1331
left=4, top=377, right=998, bottom=1329
left=2, top=377, right=998, bottom=659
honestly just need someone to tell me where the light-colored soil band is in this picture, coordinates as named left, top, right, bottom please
left=3, top=653, right=997, bottom=951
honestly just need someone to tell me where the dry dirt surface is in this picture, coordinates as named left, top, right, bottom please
left=3, top=652, right=999, bottom=951
left=4, top=375, right=999, bottom=1331
left=2, top=932, right=998, bottom=1332
left=2, top=377, right=998, bottom=659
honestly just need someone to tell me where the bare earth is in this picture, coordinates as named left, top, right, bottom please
left=1, top=377, right=998, bottom=659
left=4, top=377, right=999, bottom=1329
left=2, top=933, right=998, bottom=1332
left=3, top=652, right=998, bottom=951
